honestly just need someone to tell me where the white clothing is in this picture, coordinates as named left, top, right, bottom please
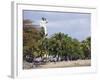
left=40, top=20, right=48, bottom=35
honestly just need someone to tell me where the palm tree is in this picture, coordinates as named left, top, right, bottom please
left=81, top=37, right=91, bottom=59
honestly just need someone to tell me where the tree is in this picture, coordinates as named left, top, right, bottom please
left=23, top=19, right=91, bottom=61
left=48, top=32, right=87, bottom=61
left=81, top=37, right=91, bottom=59
left=23, top=19, right=43, bottom=59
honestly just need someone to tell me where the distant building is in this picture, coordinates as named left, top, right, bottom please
left=23, top=19, right=42, bottom=30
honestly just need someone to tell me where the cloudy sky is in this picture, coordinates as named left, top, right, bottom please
left=23, top=10, right=91, bottom=41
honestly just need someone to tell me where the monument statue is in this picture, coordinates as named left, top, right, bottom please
left=40, top=17, right=48, bottom=36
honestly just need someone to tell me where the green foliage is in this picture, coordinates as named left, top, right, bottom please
left=23, top=19, right=91, bottom=60
left=81, top=37, right=91, bottom=59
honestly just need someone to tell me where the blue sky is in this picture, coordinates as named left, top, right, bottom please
left=23, top=10, right=91, bottom=41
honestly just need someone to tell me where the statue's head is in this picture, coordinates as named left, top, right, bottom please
left=42, top=17, right=45, bottom=21
left=42, top=17, right=46, bottom=21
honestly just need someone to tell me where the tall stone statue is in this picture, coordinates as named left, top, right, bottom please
left=40, top=17, right=48, bottom=36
